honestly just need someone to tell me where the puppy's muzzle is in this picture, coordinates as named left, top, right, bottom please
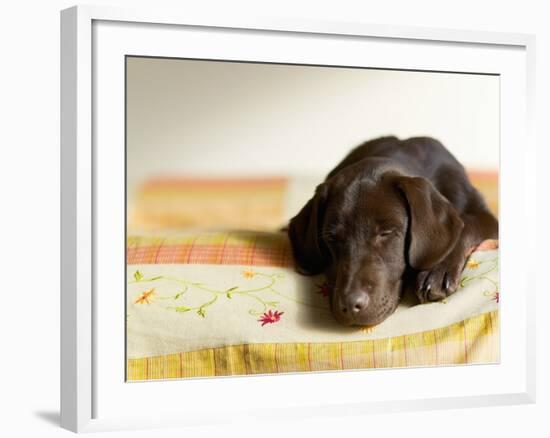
left=334, top=289, right=371, bottom=325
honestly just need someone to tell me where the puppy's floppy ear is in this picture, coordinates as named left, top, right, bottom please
left=287, top=183, right=331, bottom=275
left=395, top=176, right=464, bottom=270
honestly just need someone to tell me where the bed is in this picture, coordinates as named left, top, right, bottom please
left=126, top=172, right=499, bottom=380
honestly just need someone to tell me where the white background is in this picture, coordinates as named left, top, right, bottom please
left=0, top=0, right=547, bottom=437
left=126, top=56, right=499, bottom=190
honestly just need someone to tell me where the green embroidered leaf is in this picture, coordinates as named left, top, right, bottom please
left=172, top=306, right=191, bottom=313
left=225, top=286, right=238, bottom=299
left=149, top=276, right=162, bottom=281
left=197, top=308, right=206, bottom=318
left=134, top=270, right=143, bottom=282
left=265, top=301, right=279, bottom=307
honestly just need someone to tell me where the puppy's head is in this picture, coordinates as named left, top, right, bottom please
left=288, top=161, right=463, bottom=326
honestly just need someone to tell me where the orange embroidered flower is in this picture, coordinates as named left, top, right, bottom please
left=466, top=259, right=480, bottom=269
left=134, top=288, right=156, bottom=304
left=242, top=269, right=256, bottom=279
left=358, top=325, right=376, bottom=334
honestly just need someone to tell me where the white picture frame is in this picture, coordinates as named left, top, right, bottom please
left=60, top=4, right=536, bottom=433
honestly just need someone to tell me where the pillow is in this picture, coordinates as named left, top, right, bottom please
left=126, top=230, right=499, bottom=380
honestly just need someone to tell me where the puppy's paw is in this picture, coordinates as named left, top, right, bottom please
left=415, top=257, right=465, bottom=304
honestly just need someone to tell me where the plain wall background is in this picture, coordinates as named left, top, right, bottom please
left=127, top=56, right=499, bottom=189
left=0, top=1, right=548, bottom=437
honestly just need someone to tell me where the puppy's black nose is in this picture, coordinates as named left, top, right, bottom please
left=340, top=291, right=370, bottom=315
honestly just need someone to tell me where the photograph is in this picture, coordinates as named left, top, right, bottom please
left=1, top=0, right=544, bottom=435
left=125, top=56, right=500, bottom=381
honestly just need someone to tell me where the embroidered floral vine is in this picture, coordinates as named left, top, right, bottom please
left=461, top=256, right=499, bottom=301
left=129, top=268, right=327, bottom=324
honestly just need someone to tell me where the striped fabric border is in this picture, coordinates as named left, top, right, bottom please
left=127, top=231, right=293, bottom=266
left=127, top=310, right=499, bottom=381
left=127, top=233, right=497, bottom=267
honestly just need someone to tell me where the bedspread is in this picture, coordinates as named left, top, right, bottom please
left=126, top=230, right=499, bottom=380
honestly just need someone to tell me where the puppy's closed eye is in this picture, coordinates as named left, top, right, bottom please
left=321, top=228, right=341, bottom=243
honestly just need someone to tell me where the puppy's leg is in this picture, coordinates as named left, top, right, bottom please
left=415, top=209, right=498, bottom=303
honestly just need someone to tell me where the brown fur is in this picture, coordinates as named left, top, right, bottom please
left=288, top=136, right=498, bottom=326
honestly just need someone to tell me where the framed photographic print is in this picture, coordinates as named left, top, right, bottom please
left=60, top=5, right=536, bottom=433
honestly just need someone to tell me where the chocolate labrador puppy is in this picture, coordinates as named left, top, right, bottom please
left=287, top=136, right=498, bottom=327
